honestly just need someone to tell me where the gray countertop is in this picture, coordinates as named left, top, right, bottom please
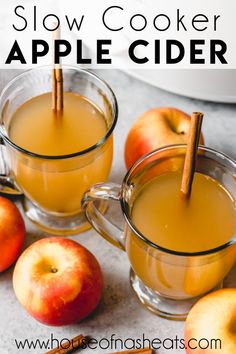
left=0, top=69, right=236, bottom=354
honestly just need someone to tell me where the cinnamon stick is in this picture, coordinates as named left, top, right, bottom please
left=52, top=26, right=63, bottom=111
left=55, top=67, right=63, bottom=111
left=111, top=348, right=152, bottom=354
left=180, top=112, right=204, bottom=198
left=45, top=334, right=86, bottom=354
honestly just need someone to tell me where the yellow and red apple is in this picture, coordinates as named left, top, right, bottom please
left=13, top=237, right=103, bottom=326
left=124, top=107, right=204, bottom=169
left=0, top=196, right=25, bottom=272
left=185, top=288, right=236, bottom=353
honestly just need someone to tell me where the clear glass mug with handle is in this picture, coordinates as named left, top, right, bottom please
left=0, top=66, right=118, bottom=235
left=82, top=145, right=236, bottom=320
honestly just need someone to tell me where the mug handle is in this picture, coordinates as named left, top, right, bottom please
left=0, top=141, right=23, bottom=196
left=82, top=182, right=126, bottom=251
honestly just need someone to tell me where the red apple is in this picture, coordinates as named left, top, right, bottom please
left=185, top=288, right=236, bottom=353
left=13, top=237, right=103, bottom=326
left=0, top=196, right=25, bottom=272
left=124, top=107, right=204, bottom=169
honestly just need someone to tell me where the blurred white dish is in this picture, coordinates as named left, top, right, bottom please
left=124, top=69, right=236, bottom=103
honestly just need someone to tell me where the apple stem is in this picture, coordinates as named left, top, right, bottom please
left=180, top=112, right=204, bottom=198
left=51, top=266, right=58, bottom=273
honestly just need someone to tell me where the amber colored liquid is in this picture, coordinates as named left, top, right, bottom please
left=126, top=172, right=236, bottom=298
left=9, top=92, right=113, bottom=214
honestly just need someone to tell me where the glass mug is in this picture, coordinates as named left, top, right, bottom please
left=0, top=66, right=118, bottom=235
left=82, top=145, right=236, bottom=320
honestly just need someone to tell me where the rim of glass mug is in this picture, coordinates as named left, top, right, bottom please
left=121, top=144, right=236, bottom=257
left=0, top=65, right=118, bottom=160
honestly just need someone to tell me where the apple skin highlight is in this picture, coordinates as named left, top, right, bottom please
left=124, top=107, right=204, bottom=169
left=13, top=237, right=103, bottom=326
left=185, top=288, right=236, bottom=353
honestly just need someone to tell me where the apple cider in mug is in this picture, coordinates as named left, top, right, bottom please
left=8, top=92, right=113, bottom=214
left=126, top=171, right=236, bottom=299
